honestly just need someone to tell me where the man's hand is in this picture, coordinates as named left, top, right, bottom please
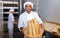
left=20, top=27, right=25, bottom=32
left=40, top=24, right=44, bottom=29
left=40, top=24, right=45, bottom=34
left=14, top=21, right=18, bottom=25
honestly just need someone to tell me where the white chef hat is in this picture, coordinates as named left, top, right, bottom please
left=24, top=2, right=33, bottom=9
left=9, top=7, right=14, bottom=12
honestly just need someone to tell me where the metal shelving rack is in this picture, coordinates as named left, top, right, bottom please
left=0, top=1, right=3, bottom=31
left=3, top=1, right=18, bottom=32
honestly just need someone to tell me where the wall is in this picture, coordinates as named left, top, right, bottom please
left=38, top=0, right=60, bottom=23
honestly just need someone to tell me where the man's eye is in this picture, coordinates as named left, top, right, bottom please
left=29, top=6, right=31, bottom=7
left=25, top=5, right=31, bottom=7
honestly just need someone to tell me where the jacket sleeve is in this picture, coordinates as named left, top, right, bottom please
left=35, top=12, right=43, bottom=24
left=18, top=15, right=24, bottom=31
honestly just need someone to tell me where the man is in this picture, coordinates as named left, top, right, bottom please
left=18, top=2, right=44, bottom=38
left=8, top=8, right=15, bottom=38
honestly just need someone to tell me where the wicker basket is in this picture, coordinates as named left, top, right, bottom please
left=24, top=32, right=42, bottom=38
left=23, top=19, right=44, bottom=38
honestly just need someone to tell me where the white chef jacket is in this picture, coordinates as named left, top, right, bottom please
left=18, top=11, right=43, bottom=31
left=8, top=13, right=14, bottom=29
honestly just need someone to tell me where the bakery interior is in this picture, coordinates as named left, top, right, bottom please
left=0, top=0, right=60, bottom=38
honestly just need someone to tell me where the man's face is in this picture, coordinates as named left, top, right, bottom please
left=25, top=4, right=32, bottom=13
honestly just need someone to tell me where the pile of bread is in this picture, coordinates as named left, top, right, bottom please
left=23, top=19, right=41, bottom=37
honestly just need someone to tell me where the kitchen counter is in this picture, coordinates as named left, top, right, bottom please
left=44, top=22, right=60, bottom=37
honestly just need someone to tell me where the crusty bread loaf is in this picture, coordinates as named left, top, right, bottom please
left=23, top=18, right=43, bottom=38
left=24, top=19, right=40, bottom=36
